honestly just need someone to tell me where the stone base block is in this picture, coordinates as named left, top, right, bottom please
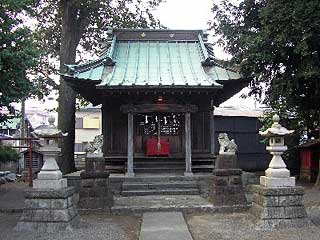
left=215, top=154, right=238, bottom=169
left=37, top=170, right=63, bottom=180
left=210, top=169, right=247, bottom=206
left=16, top=187, right=79, bottom=232
left=265, top=168, right=290, bottom=178
left=184, top=172, right=193, bottom=177
left=33, top=178, right=67, bottom=189
left=250, top=185, right=311, bottom=229
left=260, top=176, right=295, bottom=187
left=78, top=171, right=114, bottom=211
left=85, top=156, right=105, bottom=172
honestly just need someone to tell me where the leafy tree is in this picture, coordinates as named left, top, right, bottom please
left=0, top=146, right=20, bottom=162
left=211, top=0, right=320, bottom=135
left=211, top=0, right=320, bottom=184
left=0, top=0, right=40, bottom=123
left=35, top=0, right=162, bottom=173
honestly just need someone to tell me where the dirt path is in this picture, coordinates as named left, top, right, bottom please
left=0, top=213, right=141, bottom=240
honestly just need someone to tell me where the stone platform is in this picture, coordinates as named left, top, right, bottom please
left=78, top=171, right=114, bottom=211
left=250, top=185, right=311, bottom=229
left=211, top=169, right=247, bottom=206
left=111, top=194, right=250, bottom=214
left=15, top=187, right=79, bottom=232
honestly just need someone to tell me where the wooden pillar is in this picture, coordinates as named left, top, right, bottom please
left=101, top=102, right=106, bottom=155
left=126, top=112, right=134, bottom=177
left=184, top=112, right=193, bottom=176
left=210, top=102, right=215, bottom=155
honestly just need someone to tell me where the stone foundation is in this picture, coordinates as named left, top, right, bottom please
left=15, top=187, right=79, bottom=232
left=250, top=185, right=311, bottom=229
left=215, top=154, right=238, bottom=169
left=78, top=171, right=114, bottom=211
left=210, top=169, right=247, bottom=206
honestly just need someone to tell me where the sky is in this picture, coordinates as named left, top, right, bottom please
left=22, top=0, right=259, bottom=115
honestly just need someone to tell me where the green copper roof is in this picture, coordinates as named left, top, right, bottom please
left=63, top=29, right=241, bottom=89
left=0, top=118, right=20, bottom=129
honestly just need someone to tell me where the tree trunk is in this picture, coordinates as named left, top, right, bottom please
left=58, top=0, right=79, bottom=174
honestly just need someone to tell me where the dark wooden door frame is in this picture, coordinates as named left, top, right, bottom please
left=121, top=103, right=197, bottom=176
left=120, top=103, right=198, bottom=114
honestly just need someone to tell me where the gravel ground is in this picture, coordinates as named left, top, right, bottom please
left=186, top=208, right=320, bottom=240
left=0, top=213, right=141, bottom=240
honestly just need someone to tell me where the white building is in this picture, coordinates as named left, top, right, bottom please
left=74, top=106, right=102, bottom=152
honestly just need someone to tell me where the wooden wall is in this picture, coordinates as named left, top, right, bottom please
left=214, top=115, right=270, bottom=171
left=102, top=94, right=213, bottom=157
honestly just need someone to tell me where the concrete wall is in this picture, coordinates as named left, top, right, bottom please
left=75, top=109, right=102, bottom=147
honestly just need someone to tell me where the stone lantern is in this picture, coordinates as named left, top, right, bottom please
left=250, top=114, right=310, bottom=229
left=259, top=114, right=295, bottom=187
left=16, top=116, right=79, bottom=232
left=33, top=116, right=68, bottom=189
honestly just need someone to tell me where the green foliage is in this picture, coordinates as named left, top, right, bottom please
left=32, top=0, right=163, bottom=173
left=35, top=0, right=163, bottom=59
left=0, top=0, right=41, bottom=122
left=211, top=0, right=320, bottom=137
left=0, top=145, right=20, bottom=162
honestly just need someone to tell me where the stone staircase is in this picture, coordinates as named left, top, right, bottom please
left=121, top=175, right=199, bottom=196
left=133, top=157, right=185, bottom=174
left=105, top=155, right=215, bottom=174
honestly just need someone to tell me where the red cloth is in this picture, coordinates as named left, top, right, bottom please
left=146, top=138, right=170, bottom=156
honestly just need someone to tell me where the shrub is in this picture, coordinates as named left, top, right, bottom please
left=0, top=146, right=20, bottom=162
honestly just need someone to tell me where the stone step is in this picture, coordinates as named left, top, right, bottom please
left=133, top=162, right=185, bottom=168
left=122, top=181, right=198, bottom=191
left=122, top=175, right=196, bottom=182
left=192, top=165, right=214, bottom=169
left=134, top=167, right=184, bottom=174
left=122, top=189, right=199, bottom=196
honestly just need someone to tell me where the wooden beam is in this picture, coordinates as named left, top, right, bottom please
left=184, top=112, right=193, bottom=176
left=210, top=102, right=215, bottom=155
left=126, top=112, right=134, bottom=177
left=121, top=103, right=198, bottom=113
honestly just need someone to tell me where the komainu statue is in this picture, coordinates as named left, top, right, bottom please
left=218, top=133, right=238, bottom=155
left=87, top=135, right=103, bottom=154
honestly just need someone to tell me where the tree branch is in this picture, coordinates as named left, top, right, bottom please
left=75, top=6, right=90, bottom=45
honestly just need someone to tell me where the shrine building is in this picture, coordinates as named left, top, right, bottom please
left=62, top=29, right=249, bottom=176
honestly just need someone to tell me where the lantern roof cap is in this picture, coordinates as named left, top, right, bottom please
left=33, top=116, right=67, bottom=138
left=259, top=114, right=294, bottom=137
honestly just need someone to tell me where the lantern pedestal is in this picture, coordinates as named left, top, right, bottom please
left=250, top=185, right=310, bottom=229
left=260, top=176, right=295, bottom=188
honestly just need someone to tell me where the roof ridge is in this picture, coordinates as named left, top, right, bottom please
left=65, top=36, right=117, bottom=75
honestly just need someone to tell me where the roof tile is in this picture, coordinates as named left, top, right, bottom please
left=64, top=29, right=241, bottom=89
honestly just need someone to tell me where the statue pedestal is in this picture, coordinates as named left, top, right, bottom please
left=211, top=154, right=247, bottom=206
left=78, top=171, right=114, bottom=211
left=85, top=153, right=105, bottom=172
left=211, top=169, right=247, bottom=206
left=215, top=154, right=238, bottom=169
left=80, top=153, right=113, bottom=211
left=250, top=185, right=311, bottom=229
